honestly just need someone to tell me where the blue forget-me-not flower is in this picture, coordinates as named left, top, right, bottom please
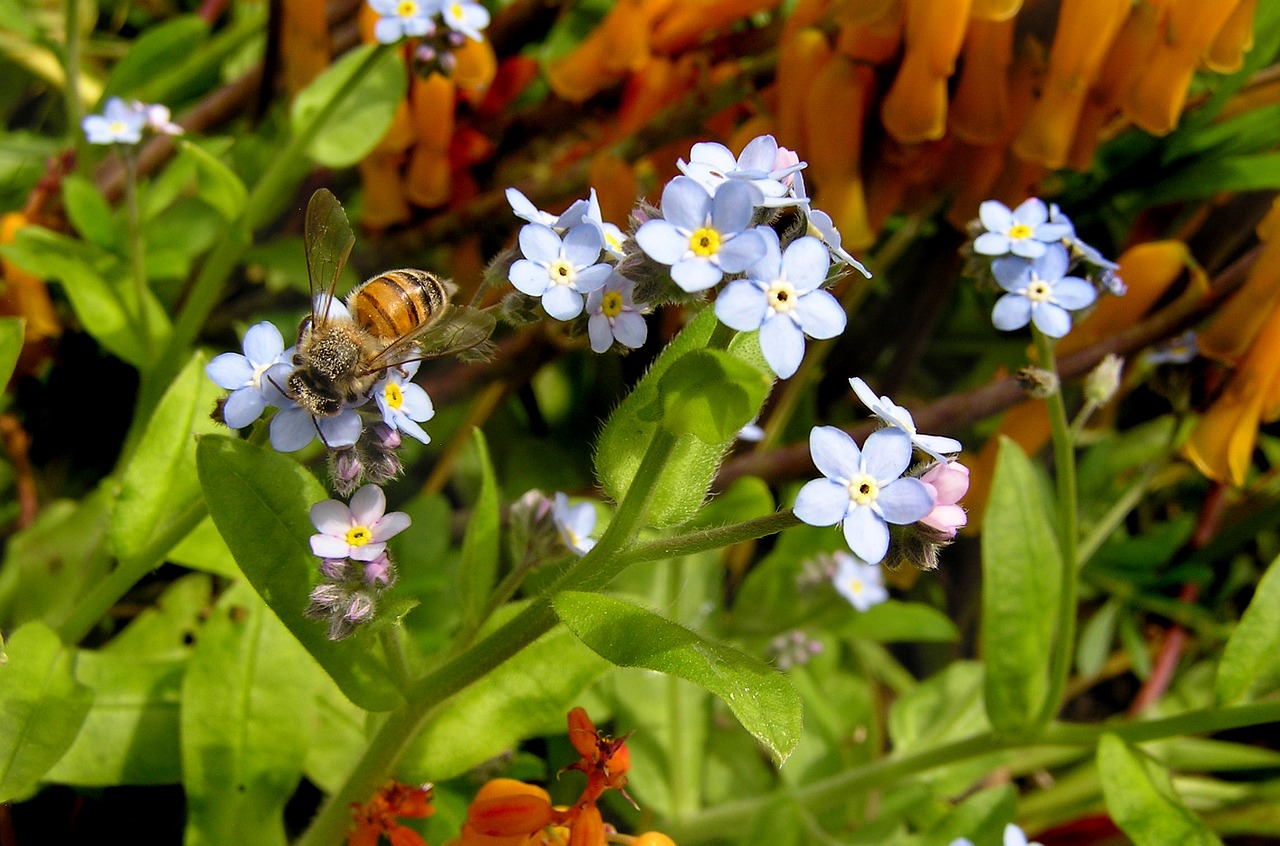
left=794, top=426, right=935, bottom=565
left=553, top=492, right=597, bottom=555
left=587, top=273, right=648, bottom=353
left=715, top=231, right=845, bottom=379
left=974, top=198, right=1073, bottom=259
left=440, top=0, right=489, bottom=41
left=832, top=551, right=888, bottom=612
left=636, top=176, right=767, bottom=292
left=206, top=322, right=291, bottom=429
left=82, top=97, right=147, bottom=145
left=678, top=135, right=806, bottom=208
left=849, top=377, right=962, bottom=462
left=509, top=223, right=613, bottom=320
left=991, top=243, right=1097, bottom=338
left=263, top=362, right=364, bottom=452
left=373, top=361, right=435, bottom=444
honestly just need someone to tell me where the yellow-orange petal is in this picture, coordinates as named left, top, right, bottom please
left=970, top=0, right=1021, bottom=20
left=903, top=0, right=970, bottom=76
left=473, top=779, right=552, bottom=805
left=566, top=707, right=599, bottom=761
left=567, top=803, right=604, bottom=846
left=835, top=0, right=895, bottom=27
left=453, top=36, right=498, bottom=100
left=776, top=28, right=832, bottom=150
left=1204, top=0, right=1257, bottom=73
left=949, top=16, right=1013, bottom=145
left=633, top=834, right=677, bottom=846
left=588, top=153, right=638, bottom=227
left=468, top=794, right=556, bottom=837
left=651, top=0, right=783, bottom=55
left=281, top=0, right=331, bottom=96
left=1200, top=242, right=1280, bottom=363
left=0, top=212, right=61, bottom=346
left=377, top=101, right=418, bottom=153
left=880, top=53, right=947, bottom=143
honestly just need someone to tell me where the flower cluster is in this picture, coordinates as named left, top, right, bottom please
left=502, top=135, right=871, bottom=378
left=349, top=781, right=434, bottom=846
left=304, top=485, right=411, bottom=640
left=795, top=379, right=967, bottom=569
left=368, top=0, right=489, bottom=77
left=969, top=198, right=1121, bottom=339
left=206, top=318, right=438, bottom=495
left=456, top=709, right=669, bottom=846
left=767, top=629, right=824, bottom=670
left=82, top=96, right=182, bottom=145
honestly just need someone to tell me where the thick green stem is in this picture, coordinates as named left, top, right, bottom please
left=1034, top=330, right=1080, bottom=728
left=621, top=510, right=800, bottom=567
left=667, top=699, right=1280, bottom=843
left=62, top=0, right=83, bottom=143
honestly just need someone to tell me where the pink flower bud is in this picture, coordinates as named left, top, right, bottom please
left=919, top=461, right=970, bottom=538
left=773, top=147, right=801, bottom=187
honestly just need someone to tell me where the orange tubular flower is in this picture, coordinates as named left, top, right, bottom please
left=1013, top=0, right=1130, bottom=169
left=0, top=212, right=61, bottom=375
left=281, top=0, right=331, bottom=97
left=349, top=782, right=435, bottom=846
left=650, top=0, right=782, bottom=54
left=949, top=16, right=1013, bottom=146
left=1205, top=0, right=1258, bottom=73
left=970, top=0, right=1021, bottom=20
left=775, top=27, right=832, bottom=153
left=1199, top=199, right=1280, bottom=363
left=546, top=0, right=672, bottom=103
left=804, top=55, right=875, bottom=250
left=405, top=72, right=457, bottom=208
left=1184, top=300, right=1280, bottom=486
left=880, top=0, right=971, bottom=143
left=1125, top=0, right=1245, bottom=134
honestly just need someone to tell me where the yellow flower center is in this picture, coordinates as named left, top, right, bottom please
left=383, top=381, right=404, bottom=410
left=848, top=473, right=878, bottom=506
left=109, top=120, right=126, bottom=134
left=767, top=279, right=797, bottom=314
left=845, top=577, right=866, bottom=596
left=604, top=231, right=624, bottom=254
left=449, top=1, right=463, bottom=16
left=548, top=259, right=576, bottom=286
left=689, top=227, right=721, bottom=258
left=346, top=525, right=373, bottom=547
left=601, top=290, right=624, bottom=318
left=397, top=0, right=418, bottom=15
left=1008, top=223, right=1032, bottom=241
left=1026, top=277, right=1052, bottom=303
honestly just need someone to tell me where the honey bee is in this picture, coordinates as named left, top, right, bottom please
left=286, top=189, right=495, bottom=418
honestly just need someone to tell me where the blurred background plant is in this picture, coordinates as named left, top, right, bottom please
left=1, top=0, right=1280, bottom=845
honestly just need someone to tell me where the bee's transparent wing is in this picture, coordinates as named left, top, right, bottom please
left=305, top=189, right=356, bottom=327
left=364, top=306, right=497, bottom=372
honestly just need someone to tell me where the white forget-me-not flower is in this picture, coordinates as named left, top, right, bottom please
left=715, top=231, right=845, bottom=379
left=82, top=97, right=148, bottom=145
left=440, top=0, right=490, bottom=40
left=832, top=551, right=888, bottom=612
left=587, top=273, right=648, bottom=353
left=373, top=361, right=435, bottom=444
left=553, top=492, right=597, bottom=555
left=309, top=484, right=412, bottom=562
left=509, top=223, right=613, bottom=320
left=848, top=377, right=962, bottom=462
left=206, top=321, right=291, bottom=429
left=678, top=135, right=806, bottom=208
left=991, top=243, right=1097, bottom=338
left=636, top=176, right=767, bottom=292
left=974, top=198, right=1073, bottom=259
left=794, top=426, right=935, bottom=565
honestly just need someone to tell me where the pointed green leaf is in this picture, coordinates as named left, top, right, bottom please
left=457, top=429, right=500, bottom=629
left=0, top=622, right=94, bottom=802
left=61, top=174, right=118, bottom=250
left=104, top=14, right=209, bottom=97
left=1097, top=734, right=1223, bottom=846
left=291, top=44, right=407, bottom=168
left=112, top=353, right=222, bottom=563
left=981, top=437, right=1061, bottom=734
left=652, top=349, right=772, bottom=444
left=0, top=316, right=24, bottom=387
left=178, top=140, right=248, bottom=220
left=553, top=590, right=801, bottom=764
left=1217, top=552, right=1280, bottom=705
left=195, top=436, right=402, bottom=710
left=181, top=581, right=318, bottom=846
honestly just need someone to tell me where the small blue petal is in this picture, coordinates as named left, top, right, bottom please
left=509, top=259, right=550, bottom=297
left=543, top=285, right=584, bottom=320
left=611, top=311, right=647, bottom=349
left=877, top=477, right=935, bottom=524
left=714, top=281, right=768, bottom=331
left=973, top=232, right=1012, bottom=256
left=562, top=224, right=603, bottom=267
left=270, top=407, right=317, bottom=451
left=794, top=290, right=845, bottom=340
left=992, top=255, right=1031, bottom=291
left=635, top=220, right=688, bottom=265
left=809, top=425, right=861, bottom=483
left=518, top=224, right=562, bottom=263
left=1052, top=277, right=1097, bottom=310
left=717, top=229, right=767, bottom=274
left=844, top=507, right=889, bottom=564
left=1011, top=239, right=1047, bottom=259
left=662, top=177, right=712, bottom=230
left=588, top=314, right=614, bottom=353
left=979, top=201, right=1013, bottom=232
left=760, top=316, right=804, bottom=379
left=1031, top=302, right=1072, bottom=338
left=223, top=388, right=267, bottom=429
left=206, top=353, right=252, bottom=389
left=992, top=293, right=1032, bottom=331
left=781, top=236, right=830, bottom=292
left=794, top=478, right=849, bottom=527
left=711, top=180, right=760, bottom=233
left=862, top=427, right=912, bottom=482
left=672, top=258, right=722, bottom=292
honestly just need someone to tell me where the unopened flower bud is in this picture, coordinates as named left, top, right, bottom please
left=369, top=422, right=401, bottom=452
left=305, top=583, right=348, bottom=617
left=1085, top=353, right=1123, bottom=405
left=318, top=557, right=350, bottom=581
left=1016, top=366, right=1059, bottom=399
left=918, top=461, right=970, bottom=539
left=331, top=449, right=363, bottom=496
left=345, top=591, right=376, bottom=624
left=364, top=553, right=397, bottom=588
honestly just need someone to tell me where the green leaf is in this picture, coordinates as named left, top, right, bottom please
left=1097, top=734, right=1223, bottom=846
left=595, top=308, right=770, bottom=526
left=45, top=651, right=184, bottom=786
left=102, top=573, right=213, bottom=659
left=889, top=661, right=988, bottom=753
left=112, top=353, right=222, bottom=563
left=1118, top=607, right=1152, bottom=680
left=840, top=600, right=960, bottom=644
left=1216, top=552, right=1280, bottom=705
left=177, top=140, right=248, bottom=220
left=457, top=429, right=500, bottom=629
left=104, top=15, right=209, bottom=98
left=981, top=437, right=1061, bottom=735
left=0, top=486, right=114, bottom=630
left=0, top=622, right=94, bottom=802
left=919, top=785, right=1016, bottom=846
left=649, top=349, right=772, bottom=444
left=61, top=174, right=118, bottom=251
left=290, top=44, right=407, bottom=168
left=168, top=516, right=239, bottom=578
left=398, top=607, right=609, bottom=781
left=195, top=436, right=402, bottom=710
left=553, top=590, right=801, bottom=764
left=0, top=316, right=24, bottom=386
left=1077, top=598, right=1119, bottom=680
left=1145, top=153, right=1280, bottom=206
left=181, top=582, right=317, bottom=846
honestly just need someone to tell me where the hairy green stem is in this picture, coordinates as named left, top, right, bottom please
left=621, top=510, right=800, bottom=566
left=668, top=699, right=1280, bottom=843
left=297, top=427, right=682, bottom=846
left=1034, top=329, right=1080, bottom=728
left=379, top=627, right=413, bottom=688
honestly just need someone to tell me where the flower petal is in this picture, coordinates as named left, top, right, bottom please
left=862, top=427, right=913, bottom=481
left=574, top=263, right=613, bottom=294
left=372, top=510, right=411, bottom=541
left=793, top=478, right=849, bottom=527
left=398, top=385, right=434, bottom=421
left=760, top=316, right=805, bottom=379
left=1051, top=276, right=1097, bottom=310
left=1035, top=243, right=1070, bottom=281
left=635, top=220, right=688, bottom=265
left=781, top=236, right=830, bottom=292
left=877, top=477, right=936, bottom=523
left=588, top=313, right=613, bottom=353
left=794, top=290, right=846, bottom=339
left=737, top=135, right=778, bottom=173
left=809, top=425, right=861, bottom=482
left=509, top=259, right=550, bottom=297
left=543, top=285, right=585, bottom=320
left=311, top=534, right=351, bottom=558
left=914, top=433, right=963, bottom=460
left=844, top=506, right=889, bottom=564
left=311, top=499, right=352, bottom=534
left=1011, top=197, right=1048, bottom=226
left=318, top=410, right=362, bottom=448
left=518, top=223, right=562, bottom=263
left=1010, top=238, right=1047, bottom=259
left=716, top=229, right=767, bottom=273
left=973, top=232, right=1012, bottom=256
left=270, top=407, right=317, bottom=451
left=349, top=542, right=388, bottom=562
left=1031, top=302, right=1072, bottom=338
left=661, top=177, right=711, bottom=230
left=611, top=311, right=647, bottom=349
left=711, top=180, right=760, bottom=233
left=242, top=321, right=285, bottom=365
left=978, top=200, right=1013, bottom=232
left=562, top=223, right=603, bottom=267
left=222, top=388, right=267, bottom=429
left=714, top=281, right=768, bottom=331
left=206, top=353, right=253, bottom=389
left=992, top=256, right=1031, bottom=291
left=992, top=293, right=1032, bottom=331
left=671, top=258, right=722, bottom=292
left=349, top=485, right=387, bottom=526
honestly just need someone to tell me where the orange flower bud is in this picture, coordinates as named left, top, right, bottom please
left=468, top=794, right=556, bottom=837
left=881, top=0, right=971, bottom=142
left=835, top=0, right=895, bottom=27
left=1013, top=0, right=1130, bottom=168
left=1125, top=0, right=1243, bottom=134
left=405, top=72, right=456, bottom=208
left=566, top=707, right=599, bottom=761
left=1201, top=201, right=1280, bottom=363
left=453, top=36, right=498, bottom=100
left=281, top=0, right=331, bottom=96
left=633, top=833, right=678, bottom=846
left=456, top=823, right=530, bottom=846
left=651, top=0, right=782, bottom=55
left=805, top=55, right=874, bottom=249
left=0, top=213, right=60, bottom=349
left=1204, top=0, right=1257, bottom=73
left=589, top=153, right=639, bottom=228
left=567, top=803, right=604, bottom=846
left=547, top=0, right=671, bottom=102
left=474, top=779, right=552, bottom=805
